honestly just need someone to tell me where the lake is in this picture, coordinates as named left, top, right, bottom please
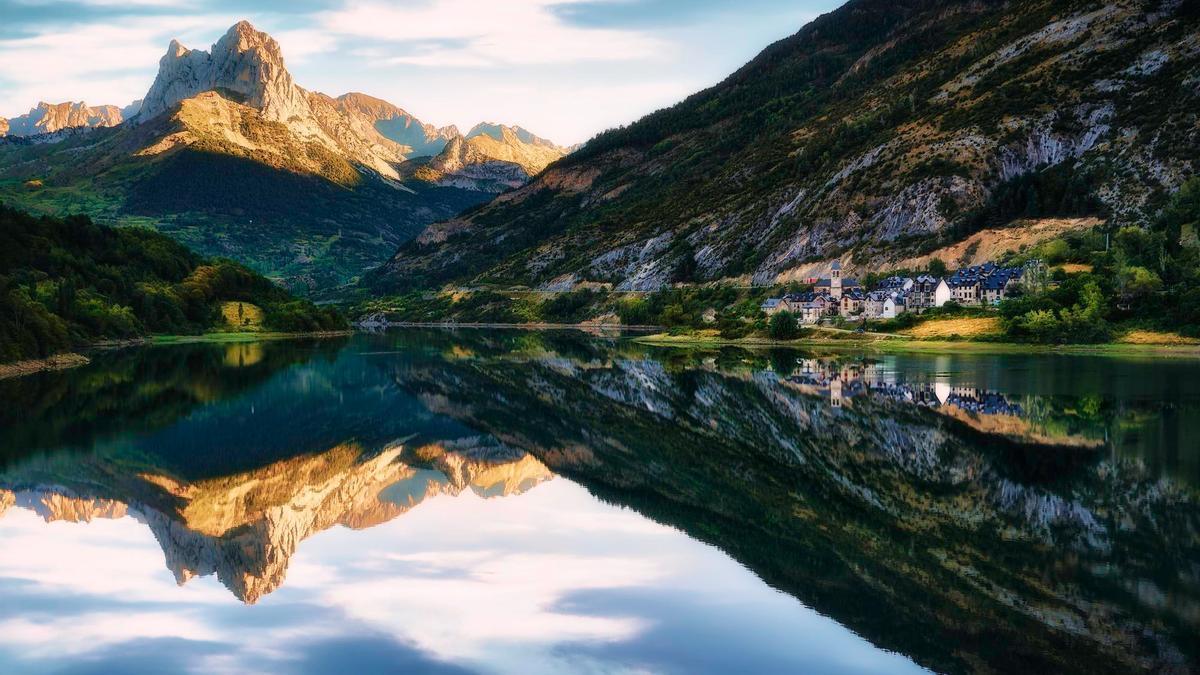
left=0, top=330, right=1196, bottom=674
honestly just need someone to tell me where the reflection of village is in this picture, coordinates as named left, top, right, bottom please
left=783, top=358, right=1022, bottom=415
left=777, top=357, right=1106, bottom=449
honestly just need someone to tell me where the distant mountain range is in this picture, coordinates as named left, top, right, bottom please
left=371, top=0, right=1200, bottom=292
left=0, top=21, right=571, bottom=291
left=0, top=101, right=125, bottom=136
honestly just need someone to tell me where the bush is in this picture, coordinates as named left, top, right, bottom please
left=768, top=311, right=802, bottom=340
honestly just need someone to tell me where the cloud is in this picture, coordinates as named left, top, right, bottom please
left=271, top=28, right=338, bottom=63
left=319, top=0, right=670, bottom=67
left=0, top=15, right=225, bottom=114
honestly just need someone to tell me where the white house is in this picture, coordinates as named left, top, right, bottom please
left=864, top=290, right=906, bottom=319
left=882, top=295, right=903, bottom=319
left=933, top=278, right=953, bottom=307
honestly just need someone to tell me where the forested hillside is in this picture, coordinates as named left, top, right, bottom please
left=373, top=0, right=1199, bottom=292
left=0, top=205, right=344, bottom=362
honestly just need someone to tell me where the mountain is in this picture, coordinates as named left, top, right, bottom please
left=0, top=205, right=343, bottom=364
left=371, top=0, right=1200, bottom=292
left=409, top=124, right=572, bottom=192
left=131, top=22, right=409, bottom=179
left=0, top=101, right=124, bottom=137
left=0, top=22, right=563, bottom=292
left=336, top=92, right=460, bottom=157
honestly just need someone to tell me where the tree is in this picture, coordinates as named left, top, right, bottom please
left=927, top=258, right=948, bottom=277
left=768, top=311, right=802, bottom=340
left=1115, top=265, right=1163, bottom=304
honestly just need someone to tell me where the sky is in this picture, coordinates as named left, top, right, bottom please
left=0, top=0, right=842, bottom=145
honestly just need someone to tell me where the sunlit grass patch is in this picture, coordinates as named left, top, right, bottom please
left=903, top=317, right=1001, bottom=339
left=220, top=301, right=265, bottom=330
left=1056, top=263, right=1094, bottom=274
left=1118, top=330, right=1200, bottom=345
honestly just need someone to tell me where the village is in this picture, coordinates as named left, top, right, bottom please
left=760, top=260, right=1047, bottom=325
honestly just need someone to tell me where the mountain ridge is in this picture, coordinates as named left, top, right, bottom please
left=0, top=101, right=124, bottom=137
left=371, top=0, right=1200, bottom=292
left=0, top=20, right=568, bottom=291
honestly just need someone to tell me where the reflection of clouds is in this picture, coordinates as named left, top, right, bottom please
left=0, top=611, right=218, bottom=657
left=303, top=482, right=671, bottom=666
left=323, top=552, right=657, bottom=657
left=0, top=510, right=226, bottom=605
left=0, top=478, right=927, bottom=674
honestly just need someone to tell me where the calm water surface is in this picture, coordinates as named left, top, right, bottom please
left=0, top=330, right=1196, bottom=674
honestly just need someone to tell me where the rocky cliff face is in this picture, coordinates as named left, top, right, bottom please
left=133, top=21, right=406, bottom=179
left=137, top=22, right=308, bottom=126
left=0, top=101, right=124, bottom=137
left=373, top=0, right=1200, bottom=291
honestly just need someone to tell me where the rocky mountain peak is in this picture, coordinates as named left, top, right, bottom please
left=0, top=100, right=123, bottom=136
left=467, top=122, right=560, bottom=150
left=337, top=91, right=462, bottom=157
left=165, top=38, right=189, bottom=59
left=136, top=20, right=309, bottom=125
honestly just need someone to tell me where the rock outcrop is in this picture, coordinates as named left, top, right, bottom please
left=136, top=22, right=309, bottom=126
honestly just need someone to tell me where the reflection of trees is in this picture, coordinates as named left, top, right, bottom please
left=1, top=328, right=1197, bottom=673
left=386, top=347, right=1199, bottom=675
left=0, top=338, right=347, bottom=469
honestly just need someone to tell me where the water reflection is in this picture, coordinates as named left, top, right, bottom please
left=0, top=331, right=1197, bottom=674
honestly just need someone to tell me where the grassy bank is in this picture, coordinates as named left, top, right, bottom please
left=633, top=330, right=1200, bottom=358
left=150, top=330, right=353, bottom=346
left=0, top=330, right=353, bottom=381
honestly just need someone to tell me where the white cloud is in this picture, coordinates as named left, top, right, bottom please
left=320, top=0, right=670, bottom=67
left=271, top=28, right=338, bottom=63
left=0, top=15, right=226, bottom=115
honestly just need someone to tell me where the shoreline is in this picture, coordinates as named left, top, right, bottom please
left=361, top=321, right=663, bottom=332
left=0, top=331, right=353, bottom=380
left=632, top=332, right=1200, bottom=358
left=149, top=330, right=354, bottom=345
left=0, top=353, right=91, bottom=381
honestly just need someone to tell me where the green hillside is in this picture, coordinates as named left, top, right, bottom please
left=372, top=0, right=1199, bottom=291
left=0, top=97, right=491, bottom=294
left=0, top=204, right=344, bottom=363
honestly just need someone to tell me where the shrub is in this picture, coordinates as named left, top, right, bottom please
left=768, top=311, right=802, bottom=340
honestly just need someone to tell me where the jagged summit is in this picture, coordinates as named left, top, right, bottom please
left=137, top=20, right=307, bottom=125
left=0, top=19, right=569, bottom=290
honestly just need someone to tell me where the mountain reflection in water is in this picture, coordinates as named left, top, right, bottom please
left=0, top=330, right=1196, bottom=675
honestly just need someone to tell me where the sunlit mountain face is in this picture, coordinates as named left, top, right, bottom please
left=0, top=332, right=1197, bottom=674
